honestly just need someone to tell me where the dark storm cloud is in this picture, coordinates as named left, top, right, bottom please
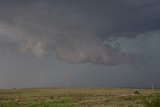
left=0, top=0, right=160, bottom=65
left=0, top=0, right=138, bottom=65
left=1, top=0, right=160, bottom=32
left=0, top=0, right=160, bottom=88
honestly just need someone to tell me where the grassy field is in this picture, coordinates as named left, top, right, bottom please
left=0, top=87, right=160, bottom=107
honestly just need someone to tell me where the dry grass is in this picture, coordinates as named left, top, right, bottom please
left=0, top=87, right=159, bottom=107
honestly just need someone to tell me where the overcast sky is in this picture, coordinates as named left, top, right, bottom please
left=0, top=0, right=160, bottom=88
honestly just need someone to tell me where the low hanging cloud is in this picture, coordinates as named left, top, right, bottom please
left=21, top=40, right=47, bottom=58
left=0, top=0, right=136, bottom=66
left=53, top=34, right=133, bottom=65
left=17, top=29, right=133, bottom=65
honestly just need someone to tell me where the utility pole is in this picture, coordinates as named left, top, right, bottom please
left=66, top=72, right=69, bottom=99
left=151, top=83, right=154, bottom=93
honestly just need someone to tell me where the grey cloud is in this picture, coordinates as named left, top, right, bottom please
left=0, top=0, right=134, bottom=65
left=117, top=31, right=160, bottom=71
left=0, top=0, right=160, bottom=88
left=1, top=0, right=160, bottom=35
left=1, top=0, right=160, bottom=66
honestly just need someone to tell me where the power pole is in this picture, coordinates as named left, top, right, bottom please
left=66, top=72, right=69, bottom=99
left=151, top=83, right=154, bottom=93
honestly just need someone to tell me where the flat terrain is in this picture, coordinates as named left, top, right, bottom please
left=0, top=87, right=160, bottom=107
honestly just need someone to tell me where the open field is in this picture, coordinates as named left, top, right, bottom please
left=0, top=87, right=160, bottom=107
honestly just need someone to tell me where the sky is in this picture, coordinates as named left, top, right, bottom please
left=0, top=0, right=160, bottom=88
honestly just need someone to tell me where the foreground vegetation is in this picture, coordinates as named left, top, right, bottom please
left=0, top=87, right=160, bottom=107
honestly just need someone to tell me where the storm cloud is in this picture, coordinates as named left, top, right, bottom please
left=0, top=0, right=137, bottom=65
left=0, top=0, right=160, bottom=88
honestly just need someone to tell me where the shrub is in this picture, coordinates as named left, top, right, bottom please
left=142, top=94, right=160, bottom=107
left=134, top=91, right=140, bottom=94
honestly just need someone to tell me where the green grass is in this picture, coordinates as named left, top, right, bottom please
left=0, top=88, right=160, bottom=107
left=0, top=99, right=77, bottom=107
left=29, top=99, right=77, bottom=107
left=141, top=93, right=160, bottom=107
